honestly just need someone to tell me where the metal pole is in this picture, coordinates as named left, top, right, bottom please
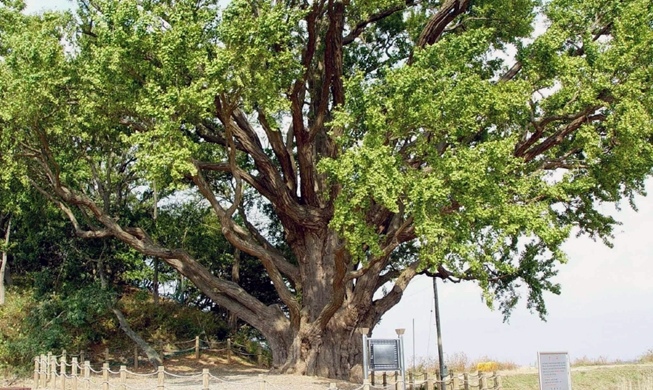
left=362, top=333, right=369, bottom=382
left=432, top=277, right=445, bottom=383
left=412, top=318, right=416, bottom=373
left=398, top=332, right=406, bottom=390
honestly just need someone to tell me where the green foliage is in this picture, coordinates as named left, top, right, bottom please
left=0, top=286, right=110, bottom=373
left=1, top=0, right=652, bottom=362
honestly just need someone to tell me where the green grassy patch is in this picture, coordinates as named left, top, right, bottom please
left=503, top=364, right=653, bottom=390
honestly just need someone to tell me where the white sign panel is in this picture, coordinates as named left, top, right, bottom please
left=538, top=352, right=572, bottom=390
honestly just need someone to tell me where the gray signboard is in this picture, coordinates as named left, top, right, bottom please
left=369, top=339, right=400, bottom=371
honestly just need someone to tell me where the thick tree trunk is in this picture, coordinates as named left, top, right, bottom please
left=267, top=229, right=385, bottom=381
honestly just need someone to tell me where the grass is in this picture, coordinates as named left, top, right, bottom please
left=503, top=364, right=653, bottom=390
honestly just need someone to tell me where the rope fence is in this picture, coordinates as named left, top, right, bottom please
left=33, top=350, right=502, bottom=390
left=43, top=336, right=269, bottom=371
left=362, top=369, right=503, bottom=390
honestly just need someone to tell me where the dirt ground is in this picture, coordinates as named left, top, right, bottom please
left=1, top=353, right=362, bottom=390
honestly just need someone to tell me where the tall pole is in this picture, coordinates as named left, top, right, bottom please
left=412, top=318, right=416, bottom=373
left=359, top=328, right=370, bottom=385
left=396, top=329, right=406, bottom=390
left=432, top=277, right=445, bottom=382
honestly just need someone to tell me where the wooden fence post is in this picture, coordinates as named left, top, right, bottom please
left=409, top=372, right=414, bottom=390
left=47, top=352, right=52, bottom=382
left=50, top=354, right=57, bottom=389
left=463, top=373, right=469, bottom=390
left=34, top=357, right=39, bottom=389
left=426, top=372, right=434, bottom=390
left=102, top=362, right=109, bottom=390
left=60, top=355, right=67, bottom=390
left=72, top=357, right=79, bottom=390
left=39, top=354, right=46, bottom=388
left=134, top=346, right=139, bottom=369
left=84, top=361, right=90, bottom=390
left=80, top=351, right=85, bottom=365
left=202, top=368, right=209, bottom=390
left=195, top=336, right=200, bottom=360
left=227, top=338, right=232, bottom=364
left=259, top=373, right=265, bottom=390
left=395, top=373, right=403, bottom=390
left=383, top=372, right=387, bottom=387
left=452, top=373, right=460, bottom=389
left=479, top=371, right=488, bottom=390
left=257, top=346, right=263, bottom=367
left=119, top=365, right=127, bottom=390
left=157, top=366, right=164, bottom=390
left=493, top=372, right=502, bottom=390
left=105, top=348, right=110, bottom=364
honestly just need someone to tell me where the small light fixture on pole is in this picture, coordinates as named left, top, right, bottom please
left=395, top=328, right=407, bottom=390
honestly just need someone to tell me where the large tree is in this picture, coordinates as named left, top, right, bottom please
left=1, top=0, right=652, bottom=379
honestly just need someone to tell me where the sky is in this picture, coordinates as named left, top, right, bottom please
left=21, top=0, right=653, bottom=369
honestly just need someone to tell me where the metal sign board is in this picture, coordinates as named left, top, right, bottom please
left=538, top=352, right=572, bottom=390
left=369, top=339, right=400, bottom=371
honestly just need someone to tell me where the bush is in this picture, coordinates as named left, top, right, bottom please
left=640, top=349, right=653, bottom=364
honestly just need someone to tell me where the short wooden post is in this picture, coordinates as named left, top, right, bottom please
left=47, top=352, right=52, bottom=382
left=72, top=357, right=79, bottom=390
left=102, top=363, right=109, bottom=390
left=50, top=355, right=57, bottom=389
left=202, top=368, right=209, bottom=390
left=426, top=372, right=434, bottom=390
left=395, top=373, right=403, bottom=390
left=39, top=354, right=46, bottom=388
left=409, top=372, right=414, bottom=390
left=257, top=345, right=263, bottom=367
left=227, top=338, right=232, bottom=363
left=80, top=351, right=85, bottom=365
left=62, top=349, right=67, bottom=363
left=119, top=365, right=127, bottom=390
left=84, top=361, right=91, bottom=390
left=157, top=366, right=164, bottom=390
left=371, top=372, right=375, bottom=386
left=259, top=373, right=265, bottom=390
left=195, top=336, right=201, bottom=360
left=463, top=373, right=469, bottom=390
left=383, top=372, right=387, bottom=386
left=479, top=371, right=488, bottom=390
left=60, top=355, right=67, bottom=390
left=493, top=373, right=502, bottom=390
left=34, top=357, right=39, bottom=388
left=452, top=374, right=460, bottom=389
left=105, top=348, right=110, bottom=364
left=134, top=346, right=139, bottom=369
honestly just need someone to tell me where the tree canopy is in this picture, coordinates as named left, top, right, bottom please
left=1, top=0, right=652, bottom=379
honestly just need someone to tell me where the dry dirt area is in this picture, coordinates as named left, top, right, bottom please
left=2, top=354, right=362, bottom=390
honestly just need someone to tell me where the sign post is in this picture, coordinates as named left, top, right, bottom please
left=537, top=352, right=572, bottom=390
left=362, top=329, right=407, bottom=390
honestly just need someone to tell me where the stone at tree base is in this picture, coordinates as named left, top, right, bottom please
left=349, top=364, right=363, bottom=383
